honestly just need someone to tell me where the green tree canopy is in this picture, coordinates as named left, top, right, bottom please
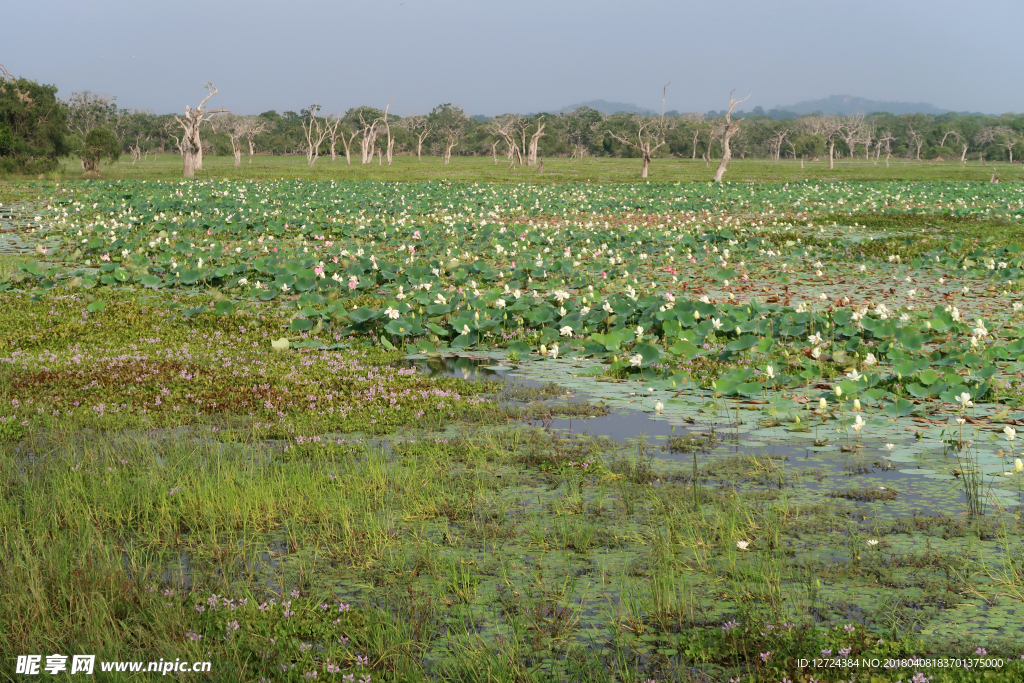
left=0, top=66, right=70, bottom=174
left=79, top=127, right=121, bottom=173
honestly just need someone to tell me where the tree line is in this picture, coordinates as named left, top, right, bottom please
left=4, top=68, right=1024, bottom=178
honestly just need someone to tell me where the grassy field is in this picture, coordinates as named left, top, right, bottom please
left=2, top=176, right=1024, bottom=682
left=23, top=153, right=1024, bottom=184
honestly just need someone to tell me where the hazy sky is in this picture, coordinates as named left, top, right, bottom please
left=6, top=0, right=1022, bottom=117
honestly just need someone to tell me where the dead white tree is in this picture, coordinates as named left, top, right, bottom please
left=210, top=113, right=246, bottom=167
left=324, top=114, right=342, bottom=162
left=861, top=124, right=874, bottom=160
left=605, top=83, right=674, bottom=179
left=400, top=115, right=433, bottom=161
left=128, top=140, right=143, bottom=164
left=339, top=127, right=359, bottom=165
left=301, top=105, right=330, bottom=168
left=713, top=89, right=751, bottom=182
left=381, top=99, right=395, bottom=166
left=488, top=114, right=523, bottom=166
left=680, top=113, right=705, bottom=159
left=526, top=116, right=546, bottom=166
left=766, top=127, right=788, bottom=162
left=237, top=116, right=268, bottom=164
left=65, top=91, right=119, bottom=136
left=989, top=126, right=1020, bottom=163
left=974, top=127, right=1002, bottom=165
left=875, top=129, right=895, bottom=167
left=940, top=130, right=969, bottom=167
left=839, top=114, right=866, bottom=160
left=173, top=83, right=226, bottom=179
left=906, top=126, right=927, bottom=162
left=358, top=111, right=383, bottom=164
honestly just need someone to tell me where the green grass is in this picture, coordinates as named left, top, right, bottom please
left=26, top=153, right=1024, bottom=184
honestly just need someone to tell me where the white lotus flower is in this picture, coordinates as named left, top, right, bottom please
left=559, top=326, right=573, bottom=337
left=629, top=354, right=643, bottom=367
left=864, top=353, right=877, bottom=366
left=736, top=541, right=749, bottom=550
left=1004, top=426, right=1017, bottom=442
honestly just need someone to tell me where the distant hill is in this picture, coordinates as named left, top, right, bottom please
left=776, top=95, right=949, bottom=116
left=558, top=100, right=655, bottom=116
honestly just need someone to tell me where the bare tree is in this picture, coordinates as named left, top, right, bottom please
left=713, top=89, right=752, bottom=182
left=684, top=113, right=706, bottom=159
left=324, top=114, right=342, bottom=162
left=974, top=127, right=1003, bottom=164
left=339, top=127, right=359, bottom=165
left=526, top=116, right=546, bottom=166
left=804, top=115, right=843, bottom=170
left=766, top=127, right=788, bottom=162
left=839, top=114, right=866, bottom=160
left=875, top=129, right=895, bottom=167
left=301, top=105, right=330, bottom=167
left=988, top=126, right=1020, bottom=163
left=906, top=126, right=927, bottom=162
left=358, top=110, right=383, bottom=164
left=605, top=83, right=674, bottom=179
left=237, top=116, right=268, bottom=164
left=429, top=104, right=467, bottom=165
left=940, top=129, right=969, bottom=167
left=561, top=107, right=602, bottom=158
left=65, top=91, right=119, bottom=136
left=381, top=99, right=395, bottom=166
left=211, top=113, right=246, bottom=167
left=399, top=115, right=433, bottom=161
left=861, top=124, right=874, bottom=160
left=488, top=114, right=523, bottom=166
left=173, top=83, right=226, bottom=179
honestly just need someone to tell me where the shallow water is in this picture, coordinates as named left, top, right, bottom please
left=409, top=352, right=1024, bottom=515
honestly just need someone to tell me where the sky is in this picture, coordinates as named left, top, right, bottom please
left=5, top=0, right=1022, bottom=117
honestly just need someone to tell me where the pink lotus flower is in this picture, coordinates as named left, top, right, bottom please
left=101, top=253, right=111, bottom=261
left=348, top=280, right=357, bottom=290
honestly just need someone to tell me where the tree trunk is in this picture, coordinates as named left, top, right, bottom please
left=960, top=144, right=968, bottom=166
left=640, top=153, right=649, bottom=179
left=713, top=122, right=739, bottom=182
left=828, top=140, right=835, bottom=170
left=492, top=141, right=498, bottom=164
left=195, top=129, right=203, bottom=171
left=444, top=140, right=458, bottom=165
left=527, top=123, right=546, bottom=166
left=330, top=140, right=336, bottom=162
left=183, top=148, right=197, bottom=179
left=234, top=146, right=241, bottom=167
left=248, top=138, right=255, bottom=164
